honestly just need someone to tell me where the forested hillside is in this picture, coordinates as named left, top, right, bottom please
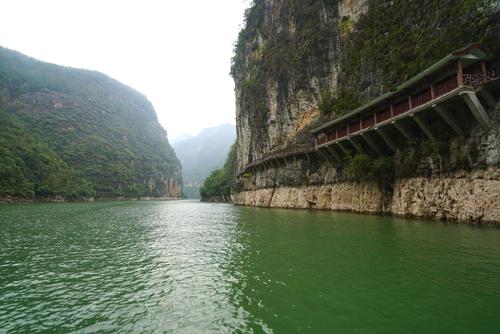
left=200, top=143, right=237, bottom=202
left=0, top=47, right=181, bottom=200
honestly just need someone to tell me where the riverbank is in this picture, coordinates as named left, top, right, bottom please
left=0, top=196, right=182, bottom=203
left=232, top=167, right=500, bottom=226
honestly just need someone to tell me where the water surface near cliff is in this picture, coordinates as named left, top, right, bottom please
left=1, top=201, right=500, bottom=333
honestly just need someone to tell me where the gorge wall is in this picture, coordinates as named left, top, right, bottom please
left=231, top=0, right=500, bottom=224
left=0, top=47, right=182, bottom=200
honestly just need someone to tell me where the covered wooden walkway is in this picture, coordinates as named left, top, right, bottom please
left=238, top=44, right=499, bottom=176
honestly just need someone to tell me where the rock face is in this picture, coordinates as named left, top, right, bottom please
left=391, top=168, right=500, bottom=223
left=231, top=0, right=500, bottom=224
left=233, top=167, right=500, bottom=224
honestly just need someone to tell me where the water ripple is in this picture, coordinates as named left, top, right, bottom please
left=1, top=201, right=500, bottom=333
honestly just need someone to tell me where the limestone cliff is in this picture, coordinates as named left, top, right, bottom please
left=231, top=0, right=500, bottom=224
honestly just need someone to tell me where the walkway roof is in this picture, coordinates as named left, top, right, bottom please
left=311, top=44, right=490, bottom=134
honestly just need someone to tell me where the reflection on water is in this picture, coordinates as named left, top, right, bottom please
left=1, top=201, right=500, bottom=333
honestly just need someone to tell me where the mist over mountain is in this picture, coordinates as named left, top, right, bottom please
left=170, top=134, right=193, bottom=145
left=173, top=124, right=236, bottom=198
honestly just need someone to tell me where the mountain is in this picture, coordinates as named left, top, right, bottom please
left=229, top=0, right=500, bottom=223
left=0, top=46, right=182, bottom=200
left=170, top=133, right=193, bottom=145
left=173, top=124, right=236, bottom=198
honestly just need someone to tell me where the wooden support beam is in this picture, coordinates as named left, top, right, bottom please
left=326, top=145, right=341, bottom=162
left=433, top=105, right=463, bottom=136
left=317, top=148, right=332, bottom=164
left=412, top=114, right=436, bottom=141
left=337, top=141, right=351, bottom=156
left=478, top=90, right=497, bottom=110
left=349, top=138, right=365, bottom=154
left=375, top=127, right=397, bottom=152
left=361, top=133, right=383, bottom=156
left=456, top=60, right=464, bottom=86
left=461, top=91, right=490, bottom=129
left=392, top=121, right=416, bottom=141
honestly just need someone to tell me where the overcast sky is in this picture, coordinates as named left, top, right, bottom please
left=0, top=0, right=249, bottom=140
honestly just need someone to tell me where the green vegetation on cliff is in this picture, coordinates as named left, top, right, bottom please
left=232, top=0, right=340, bottom=116
left=0, top=109, right=94, bottom=198
left=0, top=47, right=181, bottom=199
left=233, top=0, right=499, bottom=119
left=341, top=0, right=500, bottom=100
left=200, top=143, right=237, bottom=201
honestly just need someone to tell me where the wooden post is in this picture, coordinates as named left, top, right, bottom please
left=390, top=104, right=394, bottom=117
left=408, top=96, right=413, bottom=110
left=434, top=105, right=463, bottom=136
left=326, top=145, right=341, bottom=162
left=393, top=121, right=416, bottom=141
left=361, top=133, right=383, bottom=156
left=456, top=60, right=464, bottom=86
left=430, top=84, right=435, bottom=100
left=375, top=127, right=397, bottom=152
left=461, top=91, right=490, bottom=129
left=413, top=114, right=436, bottom=141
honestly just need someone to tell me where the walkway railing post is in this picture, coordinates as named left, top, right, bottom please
left=481, top=61, right=487, bottom=76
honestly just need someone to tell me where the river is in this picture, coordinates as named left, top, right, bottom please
left=1, top=200, right=499, bottom=333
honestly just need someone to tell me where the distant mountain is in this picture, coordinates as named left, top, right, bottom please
left=173, top=124, right=236, bottom=198
left=0, top=46, right=182, bottom=200
left=170, top=134, right=193, bottom=145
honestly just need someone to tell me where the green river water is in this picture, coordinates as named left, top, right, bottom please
left=1, top=200, right=499, bottom=333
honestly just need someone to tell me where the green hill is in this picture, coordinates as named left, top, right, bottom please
left=0, top=46, right=181, bottom=200
left=200, top=142, right=237, bottom=202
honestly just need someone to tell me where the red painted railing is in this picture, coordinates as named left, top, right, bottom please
left=376, top=109, right=392, bottom=124
left=434, top=76, right=458, bottom=98
left=362, top=115, right=375, bottom=128
left=412, top=89, right=432, bottom=108
left=463, top=70, right=499, bottom=87
left=237, top=145, right=315, bottom=176
left=316, top=74, right=462, bottom=148
left=337, top=126, right=348, bottom=138
left=349, top=121, right=361, bottom=134
left=393, top=100, right=410, bottom=116
left=327, top=130, right=337, bottom=141
left=318, top=134, right=327, bottom=145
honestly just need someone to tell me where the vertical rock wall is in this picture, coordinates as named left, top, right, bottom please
left=231, top=0, right=500, bottom=224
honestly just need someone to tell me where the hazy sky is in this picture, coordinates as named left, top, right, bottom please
left=0, top=0, right=249, bottom=139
